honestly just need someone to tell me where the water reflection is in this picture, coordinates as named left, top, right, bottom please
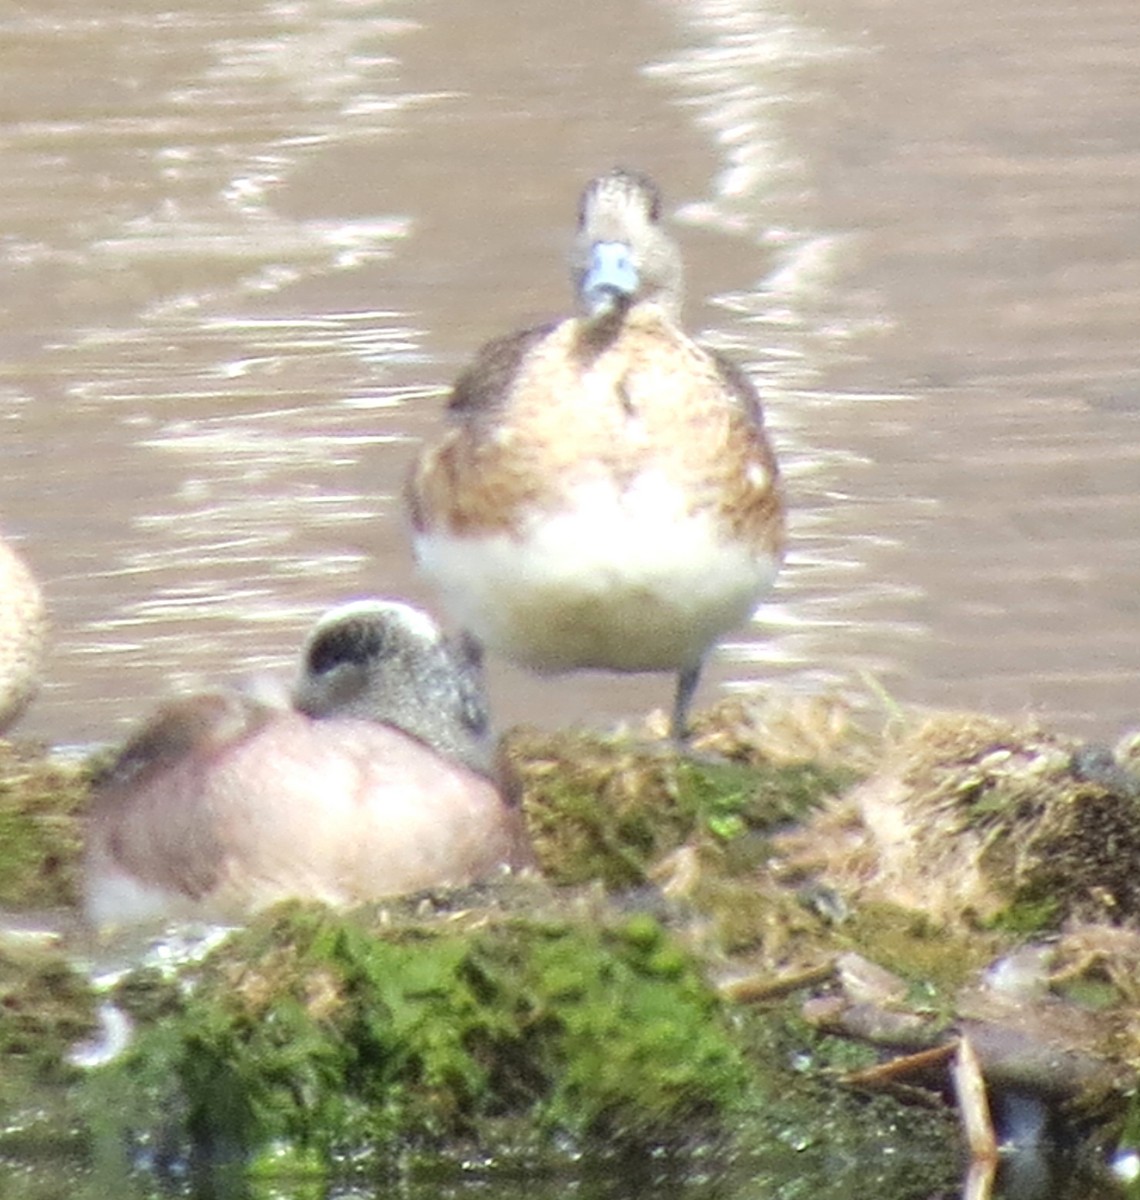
left=0, top=0, right=1135, bottom=758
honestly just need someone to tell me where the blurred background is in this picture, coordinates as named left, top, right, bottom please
left=1, top=0, right=1137, bottom=748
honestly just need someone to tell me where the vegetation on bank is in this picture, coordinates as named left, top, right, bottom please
left=1, top=695, right=1139, bottom=1194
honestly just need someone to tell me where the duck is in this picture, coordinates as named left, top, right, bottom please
left=406, top=168, right=786, bottom=741
left=82, top=599, right=534, bottom=930
left=0, top=532, right=46, bottom=734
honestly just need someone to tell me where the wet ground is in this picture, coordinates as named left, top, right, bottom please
left=1, top=0, right=1138, bottom=751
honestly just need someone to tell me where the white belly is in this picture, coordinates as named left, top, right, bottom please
left=414, top=472, right=779, bottom=673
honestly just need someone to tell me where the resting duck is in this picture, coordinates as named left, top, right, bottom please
left=407, top=168, right=786, bottom=740
left=0, top=532, right=46, bottom=733
left=83, top=599, right=533, bottom=929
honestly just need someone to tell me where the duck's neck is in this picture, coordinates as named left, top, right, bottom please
left=574, top=296, right=680, bottom=359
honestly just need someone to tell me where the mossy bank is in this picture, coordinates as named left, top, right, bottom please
left=3, top=697, right=1140, bottom=1196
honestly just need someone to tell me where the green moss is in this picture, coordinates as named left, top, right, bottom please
left=79, top=901, right=975, bottom=1191
left=679, top=757, right=855, bottom=839
left=986, top=890, right=1063, bottom=935
left=0, top=944, right=98, bottom=1169
left=0, top=944, right=97, bottom=1075
left=507, top=728, right=857, bottom=889
left=86, top=903, right=749, bottom=1167
left=689, top=866, right=833, bottom=962
left=1055, top=976, right=1122, bottom=1012
left=0, top=741, right=93, bottom=908
left=839, top=903, right=996, bottom=999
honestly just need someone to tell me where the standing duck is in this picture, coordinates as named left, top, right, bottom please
left=83, top=599, right=533, bottom=929
left=407, top=168, right=786, bottom=740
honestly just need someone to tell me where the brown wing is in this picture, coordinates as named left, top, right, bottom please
left=447, top=323, right=558, bottom=420
left=406, top=322, right=560, bottom=534
left=705, top=349, right=785, bottom=560
left=708, top=348, right=768, bottom=429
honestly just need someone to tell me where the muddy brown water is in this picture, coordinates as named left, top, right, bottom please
left=1, top=0, right=1138, bottom=752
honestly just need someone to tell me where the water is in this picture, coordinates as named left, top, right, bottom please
left=2, top=0, right=1138, bottom=754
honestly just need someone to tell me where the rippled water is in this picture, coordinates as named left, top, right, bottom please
left=2, top=0, right=1137, bottom=755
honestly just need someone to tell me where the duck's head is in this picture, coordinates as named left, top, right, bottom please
left=292, top=599, right=494, bottom=777
left=571, top=167, right=683, bottom=325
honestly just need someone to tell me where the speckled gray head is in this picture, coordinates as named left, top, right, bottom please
left=571, top=167, right=683, bottom=323
left=293, top=599, right=494, bottom=776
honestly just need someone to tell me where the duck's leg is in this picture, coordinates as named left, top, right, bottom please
left=670, top=660, right=704, bottom=744
left=455, top=630, right=490, bottom=721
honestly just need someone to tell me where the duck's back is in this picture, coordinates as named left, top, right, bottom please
left=84, top=711, right=529, bottom=928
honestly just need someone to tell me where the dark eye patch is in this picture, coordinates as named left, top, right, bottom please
left=306, top=618, right=387, bottom=677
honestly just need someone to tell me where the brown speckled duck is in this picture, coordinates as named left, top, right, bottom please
left=83, top=599, right=533, bottom=930
left=407, top=168, right=786, bottom=740
left=0, top=532, right=46, bottom=733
